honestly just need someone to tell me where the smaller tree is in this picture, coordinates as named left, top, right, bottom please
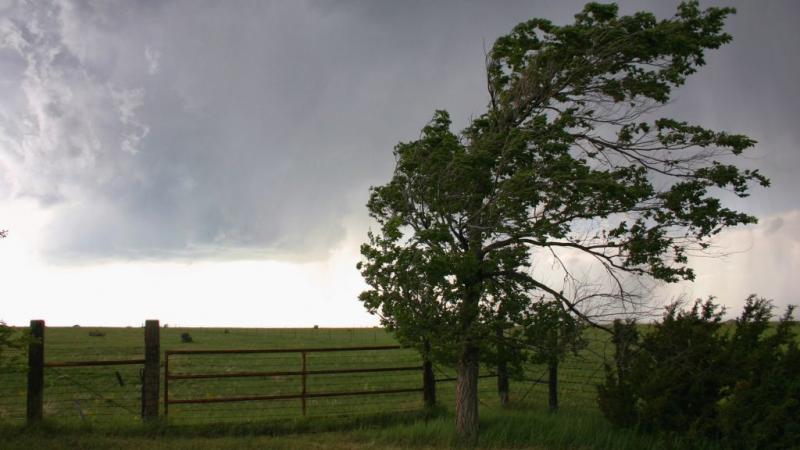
left=597, top=318, right=639, bottom=427
left=519, top=299, right=586, bottom=412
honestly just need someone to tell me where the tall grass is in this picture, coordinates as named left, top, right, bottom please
left=0, top=403, right=720, bottom=449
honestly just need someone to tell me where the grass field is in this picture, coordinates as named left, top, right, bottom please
left=0, top=325, right=708, bottom=449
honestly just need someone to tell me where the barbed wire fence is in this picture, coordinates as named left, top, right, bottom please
left=42, top=365, right=143, bottom=423
left=0, top=350, right=26, bottom=423
left=0, top=325, right=614, bottom=426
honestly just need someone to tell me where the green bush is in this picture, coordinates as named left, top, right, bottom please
left=717, top=300, right=799, bottom=450
left=598, top=296, right=799, bottom=448
left=0, top=321, right=26, bottom=369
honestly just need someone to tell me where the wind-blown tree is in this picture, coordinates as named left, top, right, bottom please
left=358, top=2, right=768, bottom=439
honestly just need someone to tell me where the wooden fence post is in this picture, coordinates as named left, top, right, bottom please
left=422, top=340, right=436, bottom=408
left=142, top=320, right=160, bottom=421
left=548, top=359, right=558, bottom=413
left=301, top=351, right=307, bottom=415
left=26, top=320, right=45, bottom=424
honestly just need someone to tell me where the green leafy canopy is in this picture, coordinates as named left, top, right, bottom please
left=358, top=1, right=767, bottom=359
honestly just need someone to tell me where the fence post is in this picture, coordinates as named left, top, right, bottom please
left=142, top=319, right=160, bottom=421
left=548, top=359, right=558, bottom=413
left=163, top=352, right=169, bottom=417
left=301, top=351, right=307, bottom=415
left=422, top=340, right=436, bottom=408
left=26, top=320, right=45, bottom=424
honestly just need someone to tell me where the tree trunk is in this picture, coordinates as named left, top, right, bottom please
left=422, top=339, right=436, bottom=408
left=456, top=344, right=479, bottom=442
left=456, top=239, right=483, bottom=442
left=548, top=358, right=558, bottom=413
left=496, top=327, right=509, bottom=407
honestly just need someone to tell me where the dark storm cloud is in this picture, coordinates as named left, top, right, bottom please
left=0, top=0, right=797, bottom=262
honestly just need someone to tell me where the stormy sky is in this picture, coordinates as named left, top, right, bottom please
left=0, top=0, right=798, bottom=326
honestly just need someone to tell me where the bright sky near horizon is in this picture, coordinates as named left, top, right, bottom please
left=1, top=0, right=798, bottom=327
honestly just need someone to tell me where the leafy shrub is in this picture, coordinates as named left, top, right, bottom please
left=717, top=300, right=800, bottom=450
left=635, top=299, right=729, bottom=437
left=598, top=296, right=799, bottom=448
left=0, top=321, right=25, bottom=368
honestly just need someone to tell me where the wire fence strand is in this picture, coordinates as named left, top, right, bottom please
left=0, top=327, right=612, bottom=425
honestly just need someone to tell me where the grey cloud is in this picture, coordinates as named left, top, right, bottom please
left=0, top=0, right=797, bottom=263
left=764, top=217, right=784, bottom=236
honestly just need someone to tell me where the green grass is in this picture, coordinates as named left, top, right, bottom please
left=0, top=326, right=608, bottom=425
left=0, top=403, right=720, bottom=449
left=2, top=327, right=430, bottom=424
left=1, top=325, right=706, bottom=449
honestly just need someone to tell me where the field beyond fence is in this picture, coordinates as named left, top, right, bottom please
left=0, top=322, right=611, bottom=427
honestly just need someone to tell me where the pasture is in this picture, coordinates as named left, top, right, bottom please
left=0, top=325, right=705, bottom=449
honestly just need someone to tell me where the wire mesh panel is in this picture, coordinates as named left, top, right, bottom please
left=512, top=333, right=610, bottom=409
left=430, top=331, right=611, bottom=413
left=0, top=350, right=26, bottom=423
left=1, top=326, right=614, bottom=426
left=39, top=327, right=147, bottom=424
left=42, top=365, right=143, bottom=423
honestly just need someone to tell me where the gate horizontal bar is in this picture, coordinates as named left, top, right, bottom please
left=168, top=365, right=422, bottom=380
left=167, top=387, right=423, bottom=405
left=434, top=374, right=498, bottom=383
left=44, top=359, right=146, bottom=368
left=165, top=345, right=403, bottom=356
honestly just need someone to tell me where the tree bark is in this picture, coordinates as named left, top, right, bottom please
left=496, top=327, right=509, bottom=407
left=456, top=343, right=480, bottom=442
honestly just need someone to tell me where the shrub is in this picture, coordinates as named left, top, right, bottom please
left=634, top=299, right=729, bottom=436
left=597, top=296, right=799, bottom=447
left=717, top=300, right=799, bottom=450
left=0, top=321, right=25, bottom=368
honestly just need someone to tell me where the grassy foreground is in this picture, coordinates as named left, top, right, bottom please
left=0, top=404, right=715, bottom=450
